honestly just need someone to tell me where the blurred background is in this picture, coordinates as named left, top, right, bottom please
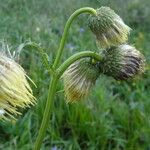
left=0, top=0, right=150, bottom=149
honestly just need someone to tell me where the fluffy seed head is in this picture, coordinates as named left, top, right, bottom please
left=0, top=53, right=36, bottom=121
left=62, top=59, right=100, bottom=103
left=88, top=7, right=131, bottom=48
left=99, top=44, right=145, bottom=80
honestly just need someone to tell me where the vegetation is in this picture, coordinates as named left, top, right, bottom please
left=0, top=0, right=150, bottom=149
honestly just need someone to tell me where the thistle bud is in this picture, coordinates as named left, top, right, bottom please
left=88, top=7, right=131, bottom=48
left=0, top=53, right=36, bottom=121
left=62, top=59, right=100, bottom=103
left=99, top=44, right=145, bottom=80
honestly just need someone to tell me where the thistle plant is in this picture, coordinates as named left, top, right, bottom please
left=0, top=6, right=146, bottom=150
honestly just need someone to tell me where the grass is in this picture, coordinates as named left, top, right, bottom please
left=0, top=0, right=150, bottom=149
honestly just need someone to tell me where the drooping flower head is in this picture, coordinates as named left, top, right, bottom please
left=0, top=53, right=36, bottom=121
left=99, top=44, right=145, bottom=80
left=62, top=58, right=100, bottom=103
left=88, top=7, right=131, bottom=48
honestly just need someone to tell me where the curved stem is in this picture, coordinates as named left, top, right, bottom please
left=33, top=51, right=101, bottom=150
left=53, top=7, right=97, bottom=69
left=57, top=51, right=101, bottom=78
left=33, top=76, right=58, bottom=150
left=18, top=42, right=54, bottom=75
left=33, top=7, right=97, bottom=150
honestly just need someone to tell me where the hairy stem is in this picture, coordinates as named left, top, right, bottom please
left=33, top=76, right=58, bottom=150
left=23, top=42, right=54, bottom=75
left=33, top=7, right=97, bottom=150
left=53, top=7, right=97, bottom=69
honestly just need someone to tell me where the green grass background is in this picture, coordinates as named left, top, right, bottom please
left=0, top=0, right=150, bottom=149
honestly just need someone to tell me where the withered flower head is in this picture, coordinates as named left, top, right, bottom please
left=88, top=7, right=131, bottom=48
left=99, top=44, right=145, bottom=80
left=0, top=53, right=36, bottom=121
left=62, top=59, right=100, bottom=103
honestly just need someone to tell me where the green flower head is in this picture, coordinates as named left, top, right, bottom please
left=88, top=7, right=131, bottom=48
left=99, top=44, right=145, bottom=80
left=62, top=58, right=100, bottom=103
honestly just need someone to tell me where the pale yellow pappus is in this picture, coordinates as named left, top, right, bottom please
left=0, top=53, right=36, bottom=121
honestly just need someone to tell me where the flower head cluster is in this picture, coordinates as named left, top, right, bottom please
left=62, top=6, right=145, bottom=103
left=62, top=59, right=100, bottom=103
left=88, top=7, right=131, bottom=48
left=0, top=53, right=36, bottom=121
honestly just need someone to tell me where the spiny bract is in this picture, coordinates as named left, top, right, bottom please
left=99, top=44, right=145, bottom=80
left=62, top=59, right=100, bottom=103
left=88, top=6, right=131, bottom=49
left=0, top=53, right=36, bottom=121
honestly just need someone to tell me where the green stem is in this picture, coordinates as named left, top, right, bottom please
left=33, top=7, right=97, bottom=150
left=28, top=42, right=54, bottom=74
left=53, top=7, right=97, bottom=69
left=33, top=76, right=58, bottom=150
left=19, top=42, right=54, bottom=75
left=57, top=51, right=101, bottom=78
left=33, top=51, right=101, bottom=150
